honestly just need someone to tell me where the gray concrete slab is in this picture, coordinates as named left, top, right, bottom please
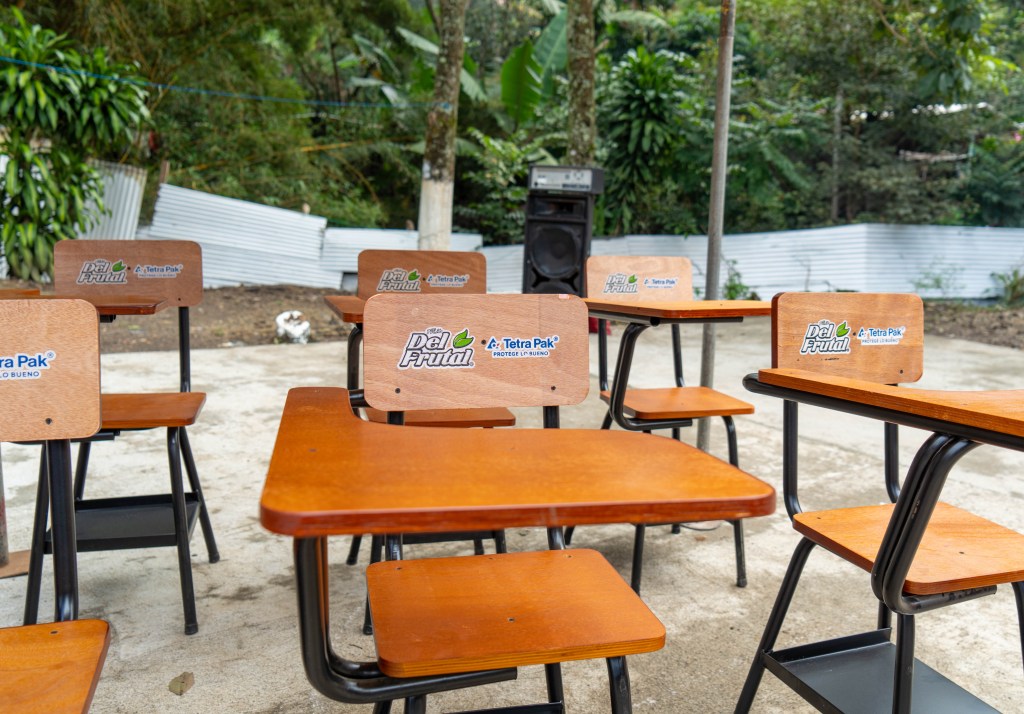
left=1, top=316, right=1022, bottom=713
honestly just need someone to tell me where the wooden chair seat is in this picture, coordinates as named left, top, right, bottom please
left=795, top=501, right=1024, bottom=596
left=0, top=619, right=110, bottom=713
left=364, top=405, right=516, bottom=428
left=599, top=386, right=754, bottom=420
left=367, top=549, right=665, bottom=677
left=99, top=392, right=206, bottom=430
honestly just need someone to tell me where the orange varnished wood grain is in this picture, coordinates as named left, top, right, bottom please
left=0, top=619, right=110, bottom=714
left=584, top=298, right=770, bottom=321
left=586, top=256, right=694, bottom=301
left=260, top=387, right=776, bottom=537
left=0, top=288, right=41, bottom=297
left=368, top=550, right=664, bottom=677
left=771, top=292, right=923, bottom=384
left=0, top=299, right=101, bottom=443
left=795, top=502, right=1024, bottom=595
left=356, top=249, right=486, bottom=300
left=599, top=386, right=754, bottom=420
left=54, top=239, right=203, bottom=307
left=99, top=393, right=206, bottom=430
left=363, top=293, right=590, bottom=411
left=364, top=406, right=516, bottom=428
left=758, top=368, right=1024, bottom=438
left=323, top=295, right=366, bottom=323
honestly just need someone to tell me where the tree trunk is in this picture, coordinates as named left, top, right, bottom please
left=566, top=0, right=597, bottom=166
left=831, top=85, right=843, bottom=223
left=417, top=0, right=469, bottom=251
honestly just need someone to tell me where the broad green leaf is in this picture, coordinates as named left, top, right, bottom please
left=533, top=10, right=567, bottom=97
left=501, top=42, right=542, bottom=127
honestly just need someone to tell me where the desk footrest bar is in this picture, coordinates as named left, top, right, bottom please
left=765, top=629, right=998, bottom=714
left=44, top=494, right=200, bottom=552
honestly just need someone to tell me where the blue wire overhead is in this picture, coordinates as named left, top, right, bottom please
left=0, top=55, right=448, bottom=110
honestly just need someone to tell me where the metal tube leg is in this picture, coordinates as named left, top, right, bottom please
left=23, top=447, right=49, bottom=625
left=363, top=535, right=384, bottom=635
left=878, top=601, right=892, bottom=631
left=473, top=538, right=485, bottom=555
left=47, top=440, right=78, bottom=622
left=494, top=530, right=507, bottom=554
left=403, top=695, right=427, bottom=714
left=545, top=663, right=564, bottom=704
left=168, top=428, right=199, bottom=635
left=734, top=537, right=817, bottom=713
left=73, top=440, right=91, bottom=501
left=1012, top=581, right=1024, bottom=676
left=606, top=656, right=633, bottom=714
left=346, top=535, right=363, bottom=565
left=893, top=613, right=915, bottom=714
left=180, top=428, right=219, bottom=563
left=563, top=526, right=575, bottom=545
left=371, top=702, right=393, bottom=714
left=730, top=519, right=747, bottom=588
left=600, top=410, right=613, bottom=430
left=630, top=524, right=646, bottom=594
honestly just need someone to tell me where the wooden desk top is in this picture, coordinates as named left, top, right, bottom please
left=324, top=295, right=365, bottom=323
left=584, top=298, right=770, bottom=321
left=758, top=368, right=1024, bottom=439
left=261, top=387, right=776, bottom=537
left=26, top=293, right=169, bottom=316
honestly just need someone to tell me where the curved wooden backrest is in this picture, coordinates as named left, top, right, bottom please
left=357, top=249, right=486, bottom=300
left=585, top=255, right=694, bottom=301
left=771, top=292, right=924, bottom=384
left=53, top=239, right=203, bottom=307
left=0, top=299, right=101, bottom=442
left=363, top=293, right=590, bottom=410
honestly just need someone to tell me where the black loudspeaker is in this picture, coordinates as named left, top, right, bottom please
left=522, top=194, right=591, bottom=295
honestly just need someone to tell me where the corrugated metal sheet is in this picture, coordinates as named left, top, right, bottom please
left=481, top=224, right=1024, bottom=298
left=322, top=229, right=483, bottom=275
left=78, top=160, right=147, bottom=239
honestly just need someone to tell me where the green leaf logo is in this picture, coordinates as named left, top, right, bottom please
left=836, top=321, right=850, bottom=338
left=627, top=274, right=637, bottom=283
left=112, top=260, right=126, bottom=272
left=407, top=270, right=419, bottom=281
left=453, top=329, right=474, bottom=349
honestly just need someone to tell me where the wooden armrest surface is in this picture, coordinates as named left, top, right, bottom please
left=100, top=392, right=206, bottom=429
left=795, top=502, right=1024, bottom=595
left=0, top=619, right=110, bottom=714
left=758, top=368, right=1024, bottom=438
left=368, top=549, right=665, bottom=677
left=599, top=386, right=754, bottom=419
left=260, top=387, right=775, bottom=537
left=323, top=295, right=365, bottom=323
left=584, top=298, right=770, bottom=320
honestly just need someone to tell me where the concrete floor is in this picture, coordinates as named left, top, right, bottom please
left=1, top=316, right=1022, bottom=713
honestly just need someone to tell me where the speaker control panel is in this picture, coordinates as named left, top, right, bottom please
left=528, top=166, right=604, bottom=195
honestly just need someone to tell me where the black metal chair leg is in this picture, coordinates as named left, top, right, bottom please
left=371, top=701, right=392, bottom=714
left=893, top=613, right=916, bottom=713
left=179, top=427, right=219, bottom=563
left=545, top=662, right=564, bottom=704
left=403, top=696, right=427, bottom=714
left=346, top=535, right=363, bottom=565
left=363, top=535, right=384, bottom=635
left=168, top=427, right=199, bottom=635
left=73, top=440, right=91, bottom=501
left=734, top=537, right=817, bottom=713
left=563, top=526, right=575, bottom=545
left=606, top=656, right=633, bottom=714
left=630, top=524, right=646, bottom=594
left=23, top=446, right=49, bottom=625
left=730, top=519, right=747, bottom=588
left=494, top=530, right=507, bottom=553
left=473, top=538, right=485, bottom=555
left=1013, top=581, right=1024, bottom=675
left=600, top=410, right=613, bottom=430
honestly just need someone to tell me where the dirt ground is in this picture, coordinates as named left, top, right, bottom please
left=2, top=279, right=1022, bottom=352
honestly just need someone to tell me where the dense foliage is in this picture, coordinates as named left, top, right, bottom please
left=5, top=1, right=1022, bottom=243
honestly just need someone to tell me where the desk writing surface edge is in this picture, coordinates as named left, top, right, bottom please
left=583, top=298, right=770, bottom=320
left=260, top=387, right=775, bottom=537
left=757, top=368, right=1024, bottom=438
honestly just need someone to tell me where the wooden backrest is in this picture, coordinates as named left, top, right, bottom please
left=585, top=255, right=694, bottom=301
left=53, top=239, right=203, bottom=307
left=357, top=249, right=486, bottom=300
left=772, top=292, right=924, bottom=384
left=363, top=293, right=590, bottom=410
left=0, top=299, right=101, bottom=442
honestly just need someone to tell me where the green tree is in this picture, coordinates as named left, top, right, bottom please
left=0, top=10, right=149, bottom=280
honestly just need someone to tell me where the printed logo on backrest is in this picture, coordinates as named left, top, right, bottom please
left=135, top=264, right=183, bottom=279
left=484, top=334, right=560, bottom=359
left=398, top=327, right=474, bottom=368
left=603, top=273, right=639, bottom=294
left=377, top=268, right=421, bottom=292
left=800, top=319, right=851, bottom=355
left=857, top=325, right=906, bottom=346
left=0, top=350, right=56, bottom=380
left=426, top=273, right=470, bottom=289
left=77, top=259, right=128, bottom=285
left=641, top=276, right=679, bottom=290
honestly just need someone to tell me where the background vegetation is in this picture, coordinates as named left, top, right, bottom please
left=5, top=0, right=1022, bottom=244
